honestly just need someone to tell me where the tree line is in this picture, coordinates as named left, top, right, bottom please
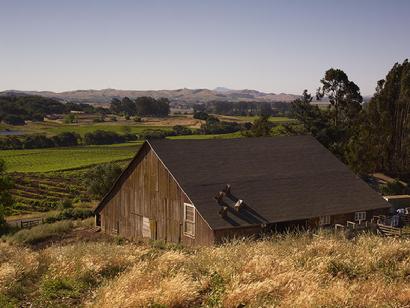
left=291, top=60, right=410, bottom=178
left=110, top=96, right=170, bottom=117
left=194, top=100, right=291, bottom=117
left=0, top=131, right=137, bottom=149
left=0, top=95, right=105, bottom=125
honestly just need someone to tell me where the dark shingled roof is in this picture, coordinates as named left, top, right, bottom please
left=148, top=136, right=389, bottom=230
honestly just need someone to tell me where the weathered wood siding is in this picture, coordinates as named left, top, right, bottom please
left=99, top=144, right=214, bottom=246
left=214, top=208, right=390, bottom=243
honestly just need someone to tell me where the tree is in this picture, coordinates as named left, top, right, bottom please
left=0, top=159, right=14, bottom=229
left=173, top=125, right=192, bottom=135
left=193, top=111, right=209, bottom=120
left=250, top=115, right=272, bottom=137
left=51, top=132, right=81, bottom=147
left=361, top=59, right=410, bottom=175
left=84, top=163, right=122, bottom=198
left=64, top=113, right=77, bottom=124
left=316, top=68, right=362, bottom=127
left=3, top=115, right=26, bottom=125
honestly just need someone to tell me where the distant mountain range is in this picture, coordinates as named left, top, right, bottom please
left=0, top=88, right=299, bottom=105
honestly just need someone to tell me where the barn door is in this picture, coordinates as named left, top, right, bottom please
left=142, top=216, right=157, bottom=240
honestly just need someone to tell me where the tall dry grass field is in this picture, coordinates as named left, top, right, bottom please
left=1, top=232, right=409, bottom=307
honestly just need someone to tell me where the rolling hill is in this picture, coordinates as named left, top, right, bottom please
left=1, top=88, right=299, bottom=105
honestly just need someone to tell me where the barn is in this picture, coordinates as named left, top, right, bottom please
left=94, top=136, right=390, bottom=246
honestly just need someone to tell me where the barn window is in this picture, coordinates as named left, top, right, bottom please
left=319, top=215, right=331, bottom=226
left=355, top=211, right=366, bottom=221
left=183, top=203, right=195, bottom=237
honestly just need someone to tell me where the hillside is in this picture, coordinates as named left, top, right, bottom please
left=1, top=224, right=409, bottom=307
left=0, top=88, right=299, bottom=105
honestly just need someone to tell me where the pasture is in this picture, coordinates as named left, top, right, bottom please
left=217, top=115, right=296, bottom=123
left=0, top=121, right=173, bottom=137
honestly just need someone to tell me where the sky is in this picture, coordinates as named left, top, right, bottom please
left=1, top=0, right=409, bottom=96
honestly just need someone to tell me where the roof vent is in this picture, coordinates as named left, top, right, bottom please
left=219, top=206, right=228, bottom=218
left=214, top=191, right=225, bottom=203
left=223, top=184, right=231, bottom=195
left=234, top=199, right=243, bottom=212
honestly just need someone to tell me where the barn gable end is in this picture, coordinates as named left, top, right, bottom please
left=96, top=142, right=214, bottom=246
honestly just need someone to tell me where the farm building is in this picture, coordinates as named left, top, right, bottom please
left=94, top=136, right=390, bottom=246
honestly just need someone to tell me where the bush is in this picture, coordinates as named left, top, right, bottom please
left=40, top=277, right=83, bottom=301
left=0, top=205, right=7, bottom=233
left=200, top=117, right=241, bottom=134
left=193, top=111, right=209, bottom=120
left=2, top=115, right=25, bottom=125
left=45, top=208, right=94, bottom=223
left=59, top=199, right=73, bottom=210
left=138, top=129, right=170, bottom=140
left=51, top=132, right=81, bottom=147
left=10, top=220, right=74, bottom=245
left=84, top=130, right=125, bottom=145
left=63, top=114, right=77, bottom=124
left=0, top=136, right=23, bottom=150
left=23, top=135, right=54, bottom=149
left=381, top=180, right=407, bottom=195
left=172, top=125, right=192, bottom=136
left=84, top=163, right=122, bottom=198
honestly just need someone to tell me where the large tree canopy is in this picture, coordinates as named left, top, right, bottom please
left=317, top=68, right=363, bottom=128
left=110, top=96, right=170, bottom=117
left=356, top=60, right=410, bottom=175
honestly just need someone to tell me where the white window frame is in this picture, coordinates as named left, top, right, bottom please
left=183, top=203, right=195, bottom=237
left=355, top=211, right=366, bottom=222
left=319, top=215, right=331, bottom=226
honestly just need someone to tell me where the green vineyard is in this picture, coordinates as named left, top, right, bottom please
left=9, top=173, right=91, bottom=215
left=0, top=142, right=141, bottom=173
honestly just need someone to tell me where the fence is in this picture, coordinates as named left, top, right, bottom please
left=7, top=218, right=44, bottom=229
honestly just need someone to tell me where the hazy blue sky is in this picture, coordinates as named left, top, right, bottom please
left=1, top=0, right=409, bottom=95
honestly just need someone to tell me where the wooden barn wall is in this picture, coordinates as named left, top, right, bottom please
left=100, top=147, right=214, bottom=246
left=214, top=208, right=390, bottom=243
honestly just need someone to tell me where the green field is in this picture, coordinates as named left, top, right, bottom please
left=0, top=142, right=142, bottom=173
left=167, top=131, right=243, bottom=140
left=1, top=132, right=245, bottom=173
left=0, top=122, right=172, bottom=137
left=217, top=115, right=297, bottom=123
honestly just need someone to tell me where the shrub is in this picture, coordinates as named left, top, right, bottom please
left=51, top=132, right=81, bottom=147
left=138, top=129, right=170, bottom=140
left=63, top=114, right=77, bottom=124
left=59, top=199, right=73, bottom=210
left=9, top=220, right=74, bottom=245
left=200, top=117, right=241, bottom=134
left=84, top=163, right=122, bottom=198
left=193, top=111, right=209, bottom=120
left=84, top=130, right=125, bottom=145
left=45, top=208, right=94, bottom=223
left=40, top=277, right=83, bottom=301
left=2, top=115, right=26, bottom=125
left=23, top=135, right=54, bottom=149
left=173, top=125, right=192, bottom=136
left=381, top=180, right=407, bottom=195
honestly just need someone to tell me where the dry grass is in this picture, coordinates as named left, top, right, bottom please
left=1, top=232, right=409, bottom=307
left=92, top=233, right=410, bottom=308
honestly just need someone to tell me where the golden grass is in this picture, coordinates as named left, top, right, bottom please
left=1, top=232, right=409, bottom=307
left=91, top=233, right=410, bottom=308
